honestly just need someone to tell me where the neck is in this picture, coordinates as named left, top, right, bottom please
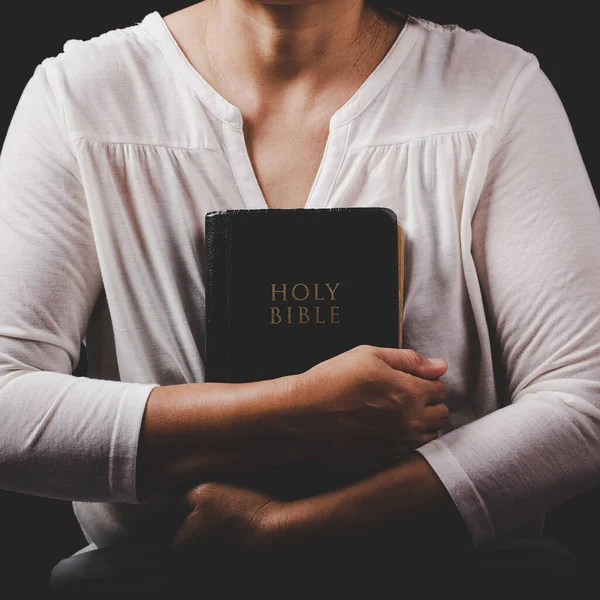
left=184, top=0, right=401, bottom=113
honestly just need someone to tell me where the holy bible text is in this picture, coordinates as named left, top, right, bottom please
left=270, top=282, right=341, bottom=324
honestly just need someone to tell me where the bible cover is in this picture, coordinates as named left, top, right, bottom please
left=204, top=207, right=404, bottom=384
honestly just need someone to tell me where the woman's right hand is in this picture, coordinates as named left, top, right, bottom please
left=282, top=344, right=449, bottom=467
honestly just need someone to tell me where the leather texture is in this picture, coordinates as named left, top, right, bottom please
left=204, top=207, right=401, bottom=384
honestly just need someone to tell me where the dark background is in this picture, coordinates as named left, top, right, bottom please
left=1, top=0, right=598, bottom=594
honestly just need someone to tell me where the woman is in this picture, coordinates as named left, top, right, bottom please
left=1, top=0, right=598, bottom=591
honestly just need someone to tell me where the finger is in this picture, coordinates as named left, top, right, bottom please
left=184, top=485, right=205, bottom=509
left=424, top=379, right=446, bottom=405
left=391, top=374, right=446, bottom=405
left=371, top=347, right=448, bottom=380
left=421, top=403, right=450, bottom=430
left=418, top=378, right=446, bottom=405
left=171, top=509, right=203, bottom=552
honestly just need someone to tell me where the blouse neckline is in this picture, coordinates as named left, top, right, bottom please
left=140, top=9, right=421, bottom=131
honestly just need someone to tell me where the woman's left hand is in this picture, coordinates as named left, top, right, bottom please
left=171, top=481, right=283, bottom=556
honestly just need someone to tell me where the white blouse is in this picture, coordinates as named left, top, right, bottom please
left=1, top=10, right=599, bottom=551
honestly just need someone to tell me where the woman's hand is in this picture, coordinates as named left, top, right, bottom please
left=280, top=345, right=449, bottom=466
left=170, top=481, right=281, bottom=556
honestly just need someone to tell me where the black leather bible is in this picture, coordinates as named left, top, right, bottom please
left=204, top=207, right=405, bottom=499
left=204, top=207, right=404, bottom=383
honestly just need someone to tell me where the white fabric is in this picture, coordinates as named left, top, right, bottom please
left=1, top=10, right=599, bottom=550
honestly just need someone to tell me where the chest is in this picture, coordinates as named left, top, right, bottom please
left=79, top=132, right=481, bottom=409
left=242, top=117, right=331, bottom=210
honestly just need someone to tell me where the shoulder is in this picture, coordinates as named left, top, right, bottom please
left=33, top=14, right=186, bottom=143
left=399, top=16, right=540, bottom=131
left=38, top=19, right=153, bottom=97
left=412, top=16, right=535, bottom=75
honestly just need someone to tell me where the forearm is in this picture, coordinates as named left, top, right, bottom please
left=270, top=452, right=472, bottom=554
left=136, top=374, right=305, bottom=499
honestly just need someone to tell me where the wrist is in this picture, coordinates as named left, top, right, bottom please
left=247, top=372, right=314, bottom=464
left=252, top=497, right=304, bottom=553
left=137, top=376, right=311, bottom=494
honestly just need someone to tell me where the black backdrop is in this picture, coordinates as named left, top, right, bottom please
left=1, top=1, right=598, bottom=594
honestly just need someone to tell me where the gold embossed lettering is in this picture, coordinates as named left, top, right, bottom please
left=313, top=283, right=325, bottom=301
left=270, top=306, right=282, bottom=324
left=271, top=284, right=287, bottom=301
left=291, top=283, right=310, bottom=301
left=315, top=305, right=326, bottom=324
left=298, top=306, right=309, bottom=324
left=325, top=282, right=341, bottom=300
left=330, top=305, right=340, bottom=323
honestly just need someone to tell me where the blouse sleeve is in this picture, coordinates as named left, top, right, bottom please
left=416, top=55, right=600, bottom=547
left=0, top=62, right=159, bottom=503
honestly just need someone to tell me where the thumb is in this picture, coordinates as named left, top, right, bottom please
left=372, top=348, right=448, bottom=380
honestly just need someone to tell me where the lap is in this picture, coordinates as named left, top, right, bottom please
left=258, top=535, right=581, bottom=589
left=50, top=535, right=582, bottom=597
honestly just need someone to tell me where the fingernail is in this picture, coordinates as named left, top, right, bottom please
left=427, top=358, right=447, bottom=368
